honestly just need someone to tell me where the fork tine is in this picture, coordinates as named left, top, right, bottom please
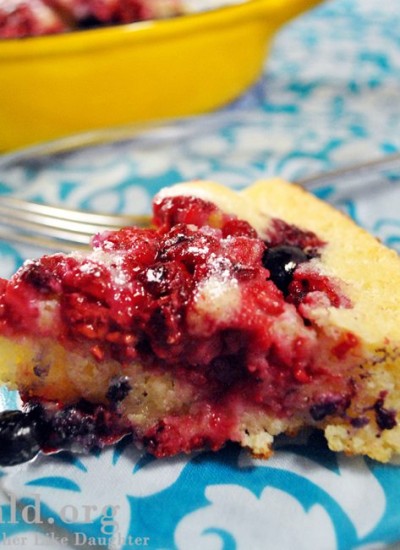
left=0, top=196, right=150, bottom=228
left=0, top=227, right=90, bottom=253
left=0, top=204, right=117, bottom=239
left=0, top=196, right=152, bottom=251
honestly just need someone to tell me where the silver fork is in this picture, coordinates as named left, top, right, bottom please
left=0, top=196, right=151, bottom=252
left=1, top=152, right=400, bottom=252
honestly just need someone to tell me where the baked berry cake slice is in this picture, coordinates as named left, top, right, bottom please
left=0, top=178, right=400, bottom=466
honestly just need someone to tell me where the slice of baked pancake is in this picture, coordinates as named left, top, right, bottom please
left=0, top=179, right=399, bottom=465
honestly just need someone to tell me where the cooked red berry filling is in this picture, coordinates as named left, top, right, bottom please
left=266, top=217, right=325, bottom=252
left=0, top=194, right=359, bottom=457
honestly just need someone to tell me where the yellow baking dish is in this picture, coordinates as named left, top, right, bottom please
left=0, top=0, right=322, bottom=151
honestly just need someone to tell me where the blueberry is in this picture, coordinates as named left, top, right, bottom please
left=310, top=400, right=340, bottom=421
left=374, top=398, right=397, bottom=430
left=0, top=410, right=41, bottom=466
left=106, top=377, right=131, bottom=403
left=350, top=417, right=369, bottom=428
left=309, top=395, right=350, bottom=422
left=262, top=245, right=308, bottom=293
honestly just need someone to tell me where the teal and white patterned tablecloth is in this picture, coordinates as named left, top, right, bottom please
left=1, top=1, right=400, bottom=549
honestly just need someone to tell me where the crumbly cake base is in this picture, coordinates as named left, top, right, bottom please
left=0, top=333, right=310, bottom=458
